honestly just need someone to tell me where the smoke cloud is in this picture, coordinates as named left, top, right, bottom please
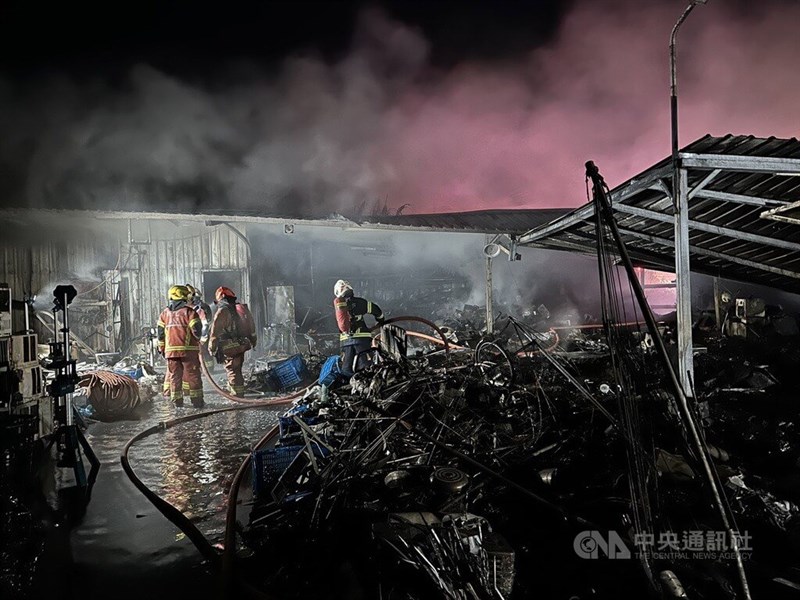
left=1, top=0, right=798, bottom=215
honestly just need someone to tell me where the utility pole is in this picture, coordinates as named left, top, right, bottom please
left=670, top=0, right=707, bottom=397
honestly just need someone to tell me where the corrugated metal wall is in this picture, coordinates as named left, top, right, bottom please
left=1, top=219, right=250, bottom=351
left=129, top=224, right=250, bottom=331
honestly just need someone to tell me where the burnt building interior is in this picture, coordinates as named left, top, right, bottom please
left=4, top=1, right=800, bottom=599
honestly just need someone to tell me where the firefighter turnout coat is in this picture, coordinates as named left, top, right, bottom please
left=157, top=301, right=202, bottom=358
left=208, top=299, right=257, bottom=358
left=334, top=291, right=384, bottom=346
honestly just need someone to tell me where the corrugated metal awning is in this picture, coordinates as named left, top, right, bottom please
left=518, top=134, right=800, bottom=293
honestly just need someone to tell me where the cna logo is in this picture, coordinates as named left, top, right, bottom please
left=574, top=530, right=632, bottom=559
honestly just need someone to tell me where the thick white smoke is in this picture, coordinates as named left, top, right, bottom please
left=1, top=1, right=798, bottom=215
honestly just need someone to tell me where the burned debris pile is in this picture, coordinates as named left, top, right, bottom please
left=231, top=309, right=800, bottom=598
left=228, top=162, right=800, bottom=599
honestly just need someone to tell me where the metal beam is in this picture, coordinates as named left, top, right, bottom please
left=485, top=256, right=494, bottom=334
left=618, top=227, right=800, bottom=280
left=761, top=200, right=800, bottom=226
left=687, top=169, right=721, bottom=198
left=610, top=165, right=673, bottom=202
left=614, top=203, right=800, bottom=253
left=692, top=189, right=790, bottom=208
left=1, top=207, right=566, bottom=237
left=533, top=237, right=597, bottom=254
left=519, top=166, right=673, bottom=246
left=674, top=167, right=694, bottom=396
left=518, top=204, right=596, bottom=245
left=680, top=153, right=800, bottom=174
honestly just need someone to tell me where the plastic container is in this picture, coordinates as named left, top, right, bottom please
left=252, top=445, right=304, bottom=496
left=251, top=443, right=329, bottom=497
left=278, top=409, right=320, bottom=440
left=268, top=354, right=307, bottom=390
left=318, top=355, right=341, bottom=387
left=113, top=366, right=143, bottom=380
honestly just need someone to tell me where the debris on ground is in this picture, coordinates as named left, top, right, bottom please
left=231, top=308, right=800, bottom=599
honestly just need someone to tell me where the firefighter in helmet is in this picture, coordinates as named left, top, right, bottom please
left=185, top=284, right=214, bottom=371
left=208, top=286, right=257, bottom=397
left=157, top=285, right=204, bottom=408
left=333, top=280, right=384, bottom=376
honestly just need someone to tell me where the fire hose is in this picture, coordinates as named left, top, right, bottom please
left=121, top=379, right=308, bottom=597
left=373, top=315, right=451, bottom=351
left=121, top=407, right=292, bottom=598
left=200, top=353, right=304, bottom=405
left=401, top=328, right=561, bottom=355
left=222, top=425, right=281, bottom=596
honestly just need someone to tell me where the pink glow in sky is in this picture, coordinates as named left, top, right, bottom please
left=5, top=1, right=800, bottom=215
left=377, top=0, right=800, bottom=212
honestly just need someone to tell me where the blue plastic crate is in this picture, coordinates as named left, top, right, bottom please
left=269, top=354, right=307, bottom=390
left=279, top=415, right=320, bottom=439
left=251, top=443, right=330, bottom=497
left=318, top=355, right=341, bottom=387
left=252, top=445, right=304, bottom=497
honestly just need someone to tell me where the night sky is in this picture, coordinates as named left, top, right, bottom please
left=0, top=0, right=797, bottom=215
left=0, top=1, right=569, bottom=78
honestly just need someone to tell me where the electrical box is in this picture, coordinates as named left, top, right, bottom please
left=11, top=334, right=38, bottom=367
left=0, top=286, right=11, bottom=337
left=19, top=366, right=43, bottom=399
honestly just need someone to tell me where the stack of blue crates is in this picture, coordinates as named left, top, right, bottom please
left=268, top=354, right=307, bottom=390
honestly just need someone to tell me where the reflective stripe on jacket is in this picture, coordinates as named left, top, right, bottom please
left=334, top=293, right=383, bottom=344
left=157, top=303, right=202, bottom=358
left=208, top=299, right=257, bottom=355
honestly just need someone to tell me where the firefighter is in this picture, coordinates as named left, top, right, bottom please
left=185, top=284, right=215, bottom=371
left=208, top=286, right=257, bottom=397
left=157, top=285, right=204, bottom=408
left=333, top=280, right=384, bottom=376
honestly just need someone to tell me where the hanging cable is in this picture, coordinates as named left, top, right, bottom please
left=587, top=160, right=751, bottom=599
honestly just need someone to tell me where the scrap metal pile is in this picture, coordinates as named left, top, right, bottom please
left=234, top=315, right=800, bottom=599
left=242, top=330, right=589, bottom=599
left=231, top=162, right=800, bottom=600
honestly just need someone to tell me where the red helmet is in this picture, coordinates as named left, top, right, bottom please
left=215, top=286, right=236, bottom=302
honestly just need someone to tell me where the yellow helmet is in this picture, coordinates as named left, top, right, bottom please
left=185, top=284, right=197, bottom=298
left=168, top=285, right=190, bottom=301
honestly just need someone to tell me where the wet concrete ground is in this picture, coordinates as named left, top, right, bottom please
left=33, top=390, right=282, bottom=600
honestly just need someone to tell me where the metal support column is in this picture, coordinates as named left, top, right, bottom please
left=713, top=276, right=722, bottom=330
left=485, top=256, right=494, bottom=334
left=674, top=166, right=694, bottom=395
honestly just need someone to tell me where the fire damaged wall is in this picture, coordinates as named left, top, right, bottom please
left=0, top=213, right=250, bottom=353
left=246, top=224, right=607, bottom=340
